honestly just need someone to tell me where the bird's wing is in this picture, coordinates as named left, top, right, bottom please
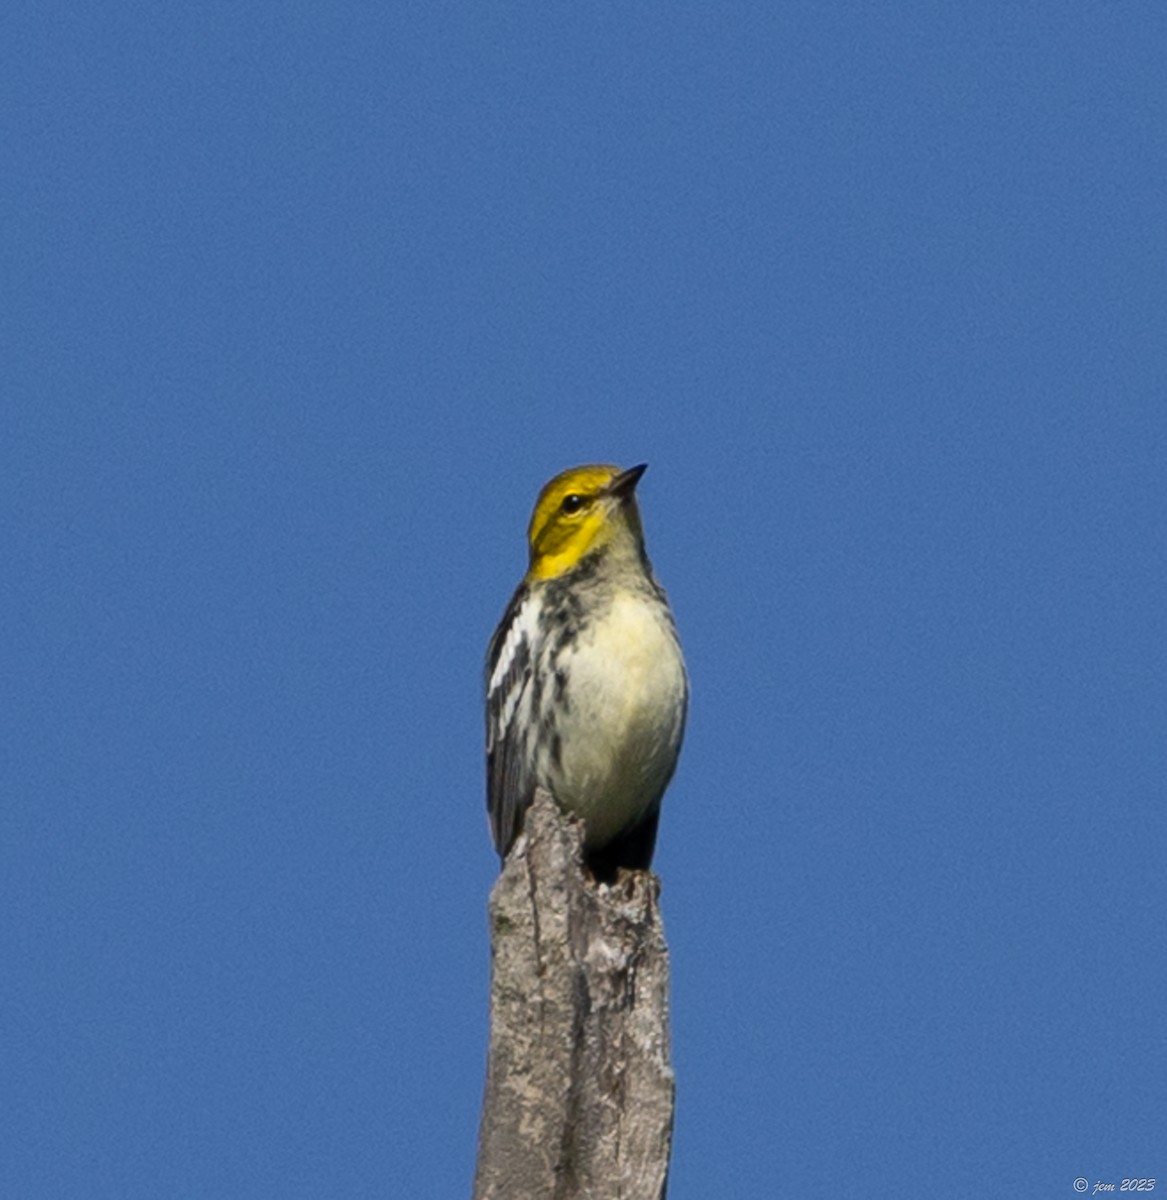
left=485, top=584, right=538, bottom=860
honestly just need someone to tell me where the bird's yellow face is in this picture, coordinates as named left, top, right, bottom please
left=526, top=463, right=647, bottom=581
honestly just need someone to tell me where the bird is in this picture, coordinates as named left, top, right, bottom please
left=485, top=463, right=688, bottom=877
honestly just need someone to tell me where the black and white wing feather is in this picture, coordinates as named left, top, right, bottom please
left=485, top=584, right=539, bottom=860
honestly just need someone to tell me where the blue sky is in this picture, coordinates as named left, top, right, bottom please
left=3, top=4, right=1164, bottom=1197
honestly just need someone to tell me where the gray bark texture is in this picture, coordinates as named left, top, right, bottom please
left=472, top=789, right=675, bottom=1200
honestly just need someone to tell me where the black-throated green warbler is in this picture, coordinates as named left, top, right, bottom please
left=485, top=463, right=688, bottom=876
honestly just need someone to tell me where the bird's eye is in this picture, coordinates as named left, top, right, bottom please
left=560, top=494, right=585, bottom=515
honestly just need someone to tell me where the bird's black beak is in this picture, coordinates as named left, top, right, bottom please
left=608, top=463, right=648, bottom=499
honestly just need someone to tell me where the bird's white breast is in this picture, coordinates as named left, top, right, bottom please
left=546, top=590, right=687, bottom=847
